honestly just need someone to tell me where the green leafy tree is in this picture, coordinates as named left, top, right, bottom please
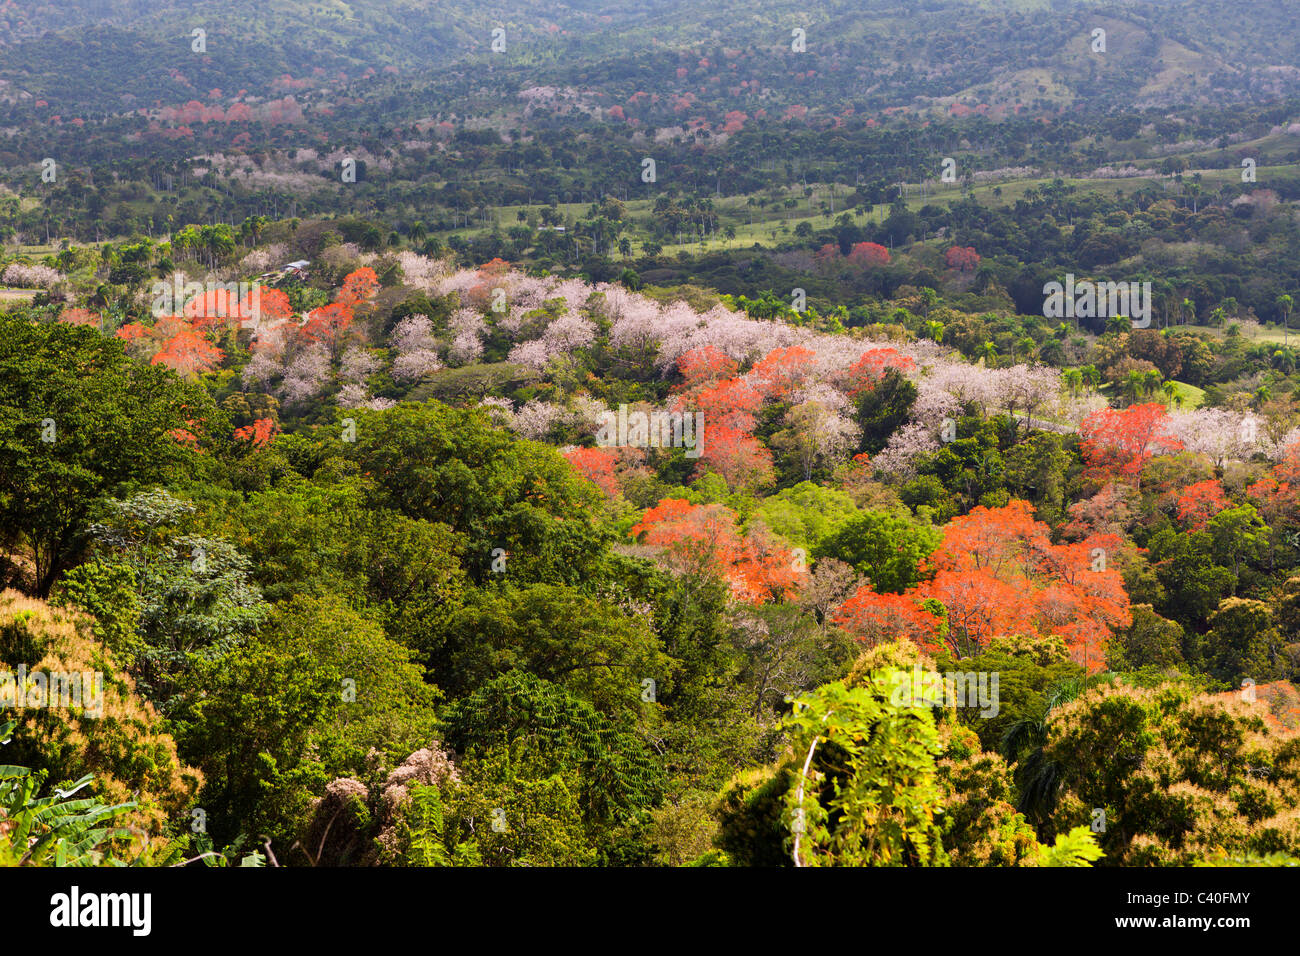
left=387, top=783, right=481, bottom=867
left=172, top=595, right=439, bottom=852
left=344, top=403, right=607, bottom=583
left=443, top=672, right=664, bottom=843
left=936, top=748, right=1041, bottom=867
left=852, top=367, right=917, bottom=454
left=1042, top=682, right=1300, bottom=863
left=1145, top=527, right=1236, bottom=631
left=753, top=481, right=861, bottom=553
left=440, top=747, right=598, bottom=867
left=130, top=535, right=268, bottom=707
left=784, top=677, right=948, bottom=866
left=1107, top=605, right=1186, bottom=671
left=1034, top=826, right=1105, bottom=867
left=430, top=583, right=671, bottom=718
left=813, top=510, right=941, bottom=593
left=0, top=320, right=210, bottom=595
left=1205, top=598, right=1288, bottom=684
left=49, top=560, right=142, bottom=665
left=1206, top=504, right=1268, bottom=591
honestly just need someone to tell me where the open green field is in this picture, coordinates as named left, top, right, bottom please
left=438, top=161, right=1300, bottom=258
left=1183, top=323, right=1298, bottom=347
left=1097, top=378, right=1204, bottom=410
left=1167, top=380, right=1206, bottom=409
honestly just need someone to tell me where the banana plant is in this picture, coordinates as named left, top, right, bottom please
left=0, top=719, right=137, bottom=866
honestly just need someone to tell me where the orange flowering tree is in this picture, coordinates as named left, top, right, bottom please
left=833, top=500, right=1130, bottom=670
left=676, top=345, right=738, bottom=391
left=841, top=347, right=916, bottom=398
left=847, top=241, right=890, bottom=267
left=748, top=345, right=815, bottom=400
left=630, top=498, right=800, bottom=604
left=1176, top=479, right=1230, bottom=530
left=300, top=302, right=355, bottom=354
left=1246, top=441, right=1300, bottom=531
left=184, top=287, right=244, bottom=328
left=562, top=446, right=621, bottom=498
left=1079, top=403, right=1182, bottom=491
left=338, top=266, right=380, bottom=306
left=248, top=286, right=293, bottom=325
left=233, top=417, right=279, bottom=448
left=150, top=323, right=223, bottom=376
left=183, top=284, right=290, bottom=332
left=671, top=357, right=774, bottom=492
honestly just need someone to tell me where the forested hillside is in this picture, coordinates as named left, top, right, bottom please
left=3, top=0, right=1300, bottom=884
left=5, top=228, right=1300, bottom=868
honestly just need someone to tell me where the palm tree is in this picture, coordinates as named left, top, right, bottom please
left=1278, top=294, right=1294, bottom=347
left=1161, top=381, right=1177, bottom=405
left=1001, top=677, right=1107, bottom=833
left=1144, top=369, right=1163, bottom=398
left=238, top=215, right=268, bottom=247
left=1125, top=369, right=1145, bottom=405
left=919, top=286, right=940, bottom=317
left=199, top=223, right=235, bottom=270
left=173, top=225, right=200, bottom=263
left=924, top=320, right=944, bottom=343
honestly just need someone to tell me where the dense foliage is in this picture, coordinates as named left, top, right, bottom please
left=3, top=0, right=1300, bottom=870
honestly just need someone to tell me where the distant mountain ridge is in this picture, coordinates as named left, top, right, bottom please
left=0, top=0, right=1294, bottom=118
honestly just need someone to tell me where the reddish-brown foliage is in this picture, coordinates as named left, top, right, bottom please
left=1176, top=479, right=1230, bottom=530
left=847, top=241, right=891, bottom=268
left=151, top=324, right=223, bottom=376
left=945, top=246, right=981, bottom=272
left=233, top=417, right=278, bottom=448
left=834, top=500, right=1129, bottom=670
left=1080, top=403, right=1182, bottom=490
left=630, top=498, right=799, bottom=603
left=58, top=307, right=100, bottom=327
